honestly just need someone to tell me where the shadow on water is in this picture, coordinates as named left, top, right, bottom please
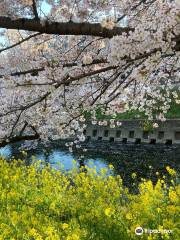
left=0, top=140, right=180, bottom=191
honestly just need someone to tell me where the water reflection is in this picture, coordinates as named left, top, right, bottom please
left=0, top=144, right=110, bottom=174
left=0, top=146, right=11, bottom=157
left=0, top=142, right=180, bottom=190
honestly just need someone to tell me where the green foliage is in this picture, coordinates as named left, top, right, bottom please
left=142, top=120, right=154, bottom=132
left=0, top=159, right=179, bottom=240
left=166, top=100, right=180, bottom=119
left=83, top=89, right=180, bottom=121
left=84, top=100, right=180, bottom=121
left=83, top=108, right=146, bottom=120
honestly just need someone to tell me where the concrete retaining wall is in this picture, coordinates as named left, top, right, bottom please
left=85, top=119, right=180, bottom=145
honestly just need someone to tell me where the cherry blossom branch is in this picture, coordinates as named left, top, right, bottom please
left=0, top=92, right=50, bottom=117
left=0, top=58, right=109, bottom=78
left=55, top=65, right=118, bottom=87
left=0, top=65, right=118, bottom=119
left=0, top=67, right=44, bottom=78
left=63, top=58, right=108, bottom=68
left=0, top=120, right=40, bottom=148
left=32, top=0, right=39, bottom=20
left=117, top=0, right=157, bottom=22
left=0, top=16, right=179, bottom=50
left=0, top=133, right=40, bottom=148
left=0, top=16, right=131, bottom=38
left=0, top=32, right=41, bottom=54
left=9, top=110, right=23, bottom=137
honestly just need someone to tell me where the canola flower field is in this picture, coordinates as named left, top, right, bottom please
left=0, top=158, right=179, bottom=240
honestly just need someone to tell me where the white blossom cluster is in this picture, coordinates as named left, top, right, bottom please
left=0, top=0, right=179, bottom=149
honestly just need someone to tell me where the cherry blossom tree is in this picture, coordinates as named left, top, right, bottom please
left=0, top=0, right=179, bottom=148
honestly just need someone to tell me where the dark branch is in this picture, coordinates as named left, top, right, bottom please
left=55, top=65, right=118, bottom=88
left=0, top=92, right=50, bottom=117
left=0, top=59, right=108, bottom=78
left=0, top=120, right=40, bottom=148
left=63, top=58, right=108, bottom=68
left=0, top=16, right=179, bottom=50
left=0, top=67, right=45, bottom=78
left=19, top=121, right=28, bottom=136
left=0, top=16, right=131, bottom=38
left=32, top=0, right=39, bottom=20
left=9, top=110, right=23, bottom=137
left=0, top=134, right=40, bottom=148
left=0, top=46, right=177, bottom=80
left=0, top=33, right=41, bottom=54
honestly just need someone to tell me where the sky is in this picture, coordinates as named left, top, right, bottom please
left=39, top=1, right=51, bottom=16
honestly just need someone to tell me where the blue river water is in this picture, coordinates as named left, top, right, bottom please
left=0, top=144, right=109, bottom=172
left=0, top=142, right=179, bottom=190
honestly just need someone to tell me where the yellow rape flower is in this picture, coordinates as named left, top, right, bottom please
left=104, top=208, right=112, bottom=217
left=108, top=164, right=114, bottom=170
left=11, top=211, right=19, bottom=226
left=67, top=234, right=80, bottom=240
left=169, top=190, right=178, bottom=203
left=156, top=208, right=162, bottom=213
left=131, top=173, right=137, bottom=179
left=62, top=223, right=69, bottom=230
left=45, top=226, right=54, bottom=236
left=29, top=228, right=37, bottom=236
left=0, top=158, right=179, bottom=240
left=36, top=237, right=43, bottom=240
left=126, top=213, right=133, bottom=220
left=50, top=201, right=56, bottom=210
left=166, top=166, right=176, bottom=176
left=166, top=205, right=177, bottom=214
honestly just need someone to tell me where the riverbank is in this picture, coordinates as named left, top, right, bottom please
left=85, top=119, right=180, bottom=145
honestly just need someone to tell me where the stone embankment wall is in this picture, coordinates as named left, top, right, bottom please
left=84, top=119, right=180, bottom=145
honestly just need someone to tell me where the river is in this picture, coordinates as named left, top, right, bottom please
left=0, top=140, right=179, bottom=190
